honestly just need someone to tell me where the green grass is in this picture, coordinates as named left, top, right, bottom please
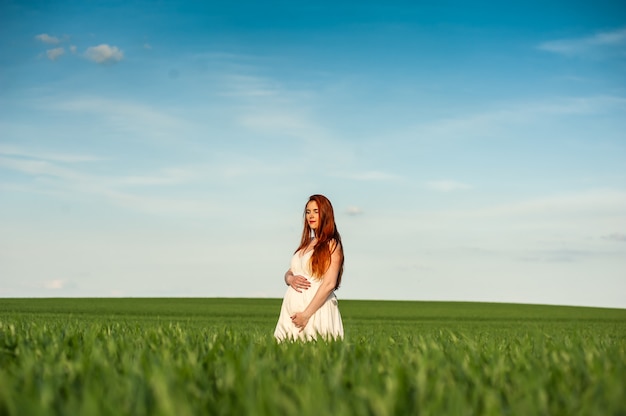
left=1, top=298, right=625, bottom=415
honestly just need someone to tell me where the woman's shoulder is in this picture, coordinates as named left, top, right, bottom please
left=328, top=238, right=342, bottom=253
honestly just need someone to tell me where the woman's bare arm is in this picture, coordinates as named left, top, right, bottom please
left=285, top=269, right=311, bottom=292
left=290, top=242, right=342, bottom=329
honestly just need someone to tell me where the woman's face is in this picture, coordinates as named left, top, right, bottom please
left=306, top=200, right=320, bottom=231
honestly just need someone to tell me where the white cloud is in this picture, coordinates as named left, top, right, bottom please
left=98, top=189, right=218, bottom=216
left=0, top=144, right=103, bottom=163
left=336, top=170, right=400, bottom=181
left=207, top=69, right=358, bottom=168
left=367, top=189, right=626, bottom=250
left=345, top=206, right=364, bottom=216
left=425, top=180, right=472, bottom=192
left=240, top=112, right=311, bottom=132
left=538, top=27, right=626, bottom=57
left=220, top=74, right=281, bottom=98
left=84, top=44, right=124, bottom=64
left=45, top=96, right=189, bottom=144
left=35, top=33, right=60, bottom=44
left=115, top=168, right=196, bottom=186
left=0, top=156, right=82, bottom=181
left=144, top=43, right=152, bottom=50
left=43, top=279, right=67, bottom=289
left=70, top=45, right=77, bottom=54
left=0, top=151, right=219, bottom=217
left=46, top=47, right=65, bottom=61
left=465, top=189, right=626, bottom=219
left=220, top=73, right=319, bottom=133
left=403, top=95, right=626, bottom=142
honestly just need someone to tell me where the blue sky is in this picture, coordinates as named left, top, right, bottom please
left=1, top=0, right=625, bottom=308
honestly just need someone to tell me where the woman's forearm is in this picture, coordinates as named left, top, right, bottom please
left=302, top=245, right=342, bottom=318
left=284, top=270, right=293, bottom=286
left=302, top=281, right=336, bottom=317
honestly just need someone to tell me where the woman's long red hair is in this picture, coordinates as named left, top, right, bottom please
left=295, top=194, right=344, bottom=289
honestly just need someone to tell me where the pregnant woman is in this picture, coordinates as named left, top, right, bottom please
left=274, top=194, right=344, bottom=342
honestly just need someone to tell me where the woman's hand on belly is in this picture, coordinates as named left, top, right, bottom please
left=290, top=311, right=311, bottom=331
left=287, top=274, right=311, bottom=293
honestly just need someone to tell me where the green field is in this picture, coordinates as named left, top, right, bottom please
left=1, top=298, right=624, bottom=415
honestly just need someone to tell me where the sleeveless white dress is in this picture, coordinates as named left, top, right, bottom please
left=274, top=249, right=344, bottom=342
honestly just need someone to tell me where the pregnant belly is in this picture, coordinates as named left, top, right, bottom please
left=285, top=278, right=320, bottom=314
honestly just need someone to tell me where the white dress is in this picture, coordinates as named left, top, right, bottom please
left=274, top=249, right=344, bottom=342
